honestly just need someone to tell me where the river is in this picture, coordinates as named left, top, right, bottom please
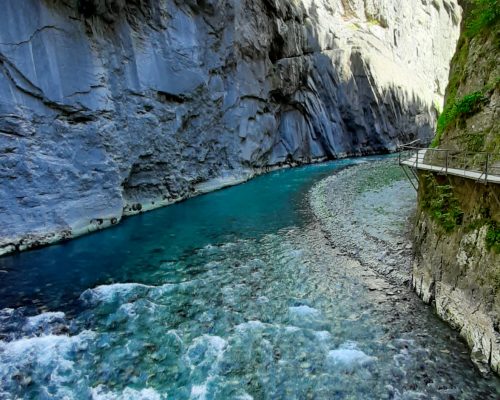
left=0, top=157, right=499, bottom=399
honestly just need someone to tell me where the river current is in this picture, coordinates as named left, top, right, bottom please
left=0, top=157, right=499, bottom=399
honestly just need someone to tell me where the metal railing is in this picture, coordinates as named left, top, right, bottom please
left=397, top=143, right=500, bottom=188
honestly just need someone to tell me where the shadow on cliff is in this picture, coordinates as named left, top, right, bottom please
left=44, top=0, right=163, bottom=30
left=263, top=0, right=436, bottom=165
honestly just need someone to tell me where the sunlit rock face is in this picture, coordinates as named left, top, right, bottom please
left=0, top=0, right=460, bottom=254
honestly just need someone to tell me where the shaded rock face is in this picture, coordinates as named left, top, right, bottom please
left=413, top=175, right=500, bottom=375
left=0, top=0, right=460, bottom=254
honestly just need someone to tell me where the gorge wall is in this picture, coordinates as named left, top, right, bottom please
left=0, top=0, right=461, bottom=254
left=412, top=0, right=499, bottom=375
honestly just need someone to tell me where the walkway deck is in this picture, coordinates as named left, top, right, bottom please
left=398, top=146, right=500, bottom=189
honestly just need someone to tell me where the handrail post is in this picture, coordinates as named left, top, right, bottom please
left=485, top=153, right=489, bottom=183
left=445, top=150, right=448, bottom=175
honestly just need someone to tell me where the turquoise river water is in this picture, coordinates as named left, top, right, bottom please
left=0, top=157, right=499, bottom=399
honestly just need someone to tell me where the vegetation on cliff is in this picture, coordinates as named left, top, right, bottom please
left=432, top=0, right=499, bottom=149
left=425, top=0, right=499, bottom=253
left=420, top=173, right=464, bottom=232
left=486, top=222, right=500, bottom=253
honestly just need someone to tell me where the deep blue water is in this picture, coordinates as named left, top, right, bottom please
left=0, top=158, right=365, bottom=314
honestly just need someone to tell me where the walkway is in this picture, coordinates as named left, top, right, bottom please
left=397, top=145, right=500, bottom=190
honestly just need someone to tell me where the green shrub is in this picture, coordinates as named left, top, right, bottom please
left=466, top=0, right=500, bottom=37
left=486, top=222, right=500, bottom=253
left=455, top=91, right=486, bottom=114
left=433, top=91, right=487, bottom=145
left=421, top=174, right=464, bottom=232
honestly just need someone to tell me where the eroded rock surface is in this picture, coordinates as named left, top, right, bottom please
left=413, top=175, right=500, bottom=375
left=0, top=0, right=460, bottom=253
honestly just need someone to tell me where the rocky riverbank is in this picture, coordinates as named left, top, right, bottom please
left=310, top=160, right=497, bottom=373
left=309, top=158, right=499, bottom=378
left=310, top=158, right=416, bottom=285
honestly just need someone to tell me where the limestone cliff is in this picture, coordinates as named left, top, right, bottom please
left=0, top=0, right=460, bottom=254
left=412, top=0, right=500, bottom=374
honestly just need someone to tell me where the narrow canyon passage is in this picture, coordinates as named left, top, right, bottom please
left=0, top=157, right=499, bottom=399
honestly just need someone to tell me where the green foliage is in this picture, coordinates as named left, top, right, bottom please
left=465, top=0, right=500, bottom=37
left=455, top=91, right=486, bottom=114
left=486, top=221, right=500, bottom=253
left=421, top=174, right=464, bottom=232
left=431, top=0, right=499, bottom=147
left=433, top=91, right=487, bottom=146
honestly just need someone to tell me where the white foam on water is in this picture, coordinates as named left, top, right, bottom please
left=80, top=281, right=193, bottom=305
left=313, top=330, right=332, bottom=342
left=190, top=384, right=208, bottom=399
left=118, top=302, right=137, bottom=317
left=234, top=394, right=254, bottom=400
left=205, top=261, right=222, bottom=269
left=81, top=283, right=152, bottom=303
left=186, top=335, right=228, bottom=367
left=25, top=311, right=65, bottom=329
left=400, top=390, right=428, bottom=399
left=202, top=244, right=217, bottom=252
left=0, top=330, right=95, bottom=398
left=351, top=159, right=369, bottom=165
left=288, top=305, right=324, bottom=327
left=235, top=320, right=267, bottom=332
left=326, top=341, right=377, bottom=370
left=91, top=385, right=165, bottom=400
left=288, top=305, right=320, bottom=318
left=0, top=330, right=94, bottom=363
left=221, top=241, right=240, bottom=249
left=185, top=335, right=229, bottom=399
left=202, top=335, right=227, bottom=353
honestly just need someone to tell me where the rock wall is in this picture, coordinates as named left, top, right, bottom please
left=413, top=175, right=500, bottom=374
left=413, top=0, right=500, bottom=375
left=0, top=0, right=461, bottom=254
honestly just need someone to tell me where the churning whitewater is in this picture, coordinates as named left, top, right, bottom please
left=0, top=158, right=499, bottom=399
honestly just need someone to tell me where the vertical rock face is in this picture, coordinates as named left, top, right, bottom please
left=413, top=176, right=500, bottom=374
left=413, top=0, right=499, bottom=375
left=0, top=0, right=460, bottom=254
